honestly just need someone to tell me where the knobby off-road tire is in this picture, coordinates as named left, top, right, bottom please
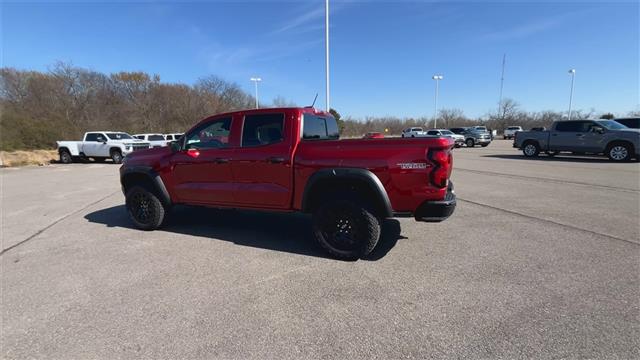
left=59, top=150, right=73, bottom=164
left=312, top=198, right=381, bottom=260
left=125, top=186, right=167, bottom=230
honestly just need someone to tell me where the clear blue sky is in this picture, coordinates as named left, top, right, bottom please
left=2, top=0, right=638, bottom=118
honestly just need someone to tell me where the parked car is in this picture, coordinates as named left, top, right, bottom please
left=513, top=120, right=640, bottom=161
left=401, top=127, right=429, bottom=138
left=426, top=129, right=465, bottom=148
left=504, top=126, right=523, bottom=140
left=363, top=132, right=385, bottom=139
left=449, top=127, right=492, bottom=147
left=120, top=107, right=456, bottom=260
left=57, top=132, right=150, bottom=164
left=530, top=127, right=546, bottom=131
left=133, top=133, right=170, bottom=148
left=613, top=118, right=639, bottom=129
left=164, top=133, right=184, bottom=141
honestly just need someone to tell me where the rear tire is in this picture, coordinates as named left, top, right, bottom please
left=125, top=186, right=166, bottom=230
left=466, top=138, right=475, bottom=147
left=523, top=141, right=540, bottom=157
left=312, top=198, right=381, bottom=260
left=110, top=149, right=123, bottom=164
left=59, top=150, right=73, bottom=164
left=606, top=143, right=632, bottom=162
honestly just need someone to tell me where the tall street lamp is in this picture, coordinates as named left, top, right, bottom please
left=250, top=77, right=262, bottom=109
left=432, top=75, right=443, bottom=128
left=325, top=0, right=330, bottom=111
left=567, top=69, right=576, bottom=120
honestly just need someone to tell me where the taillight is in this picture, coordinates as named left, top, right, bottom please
left=428, top=147, right=453, bottom=188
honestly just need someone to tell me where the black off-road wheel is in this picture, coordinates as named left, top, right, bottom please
left=466, top=138, right=475, bottom=147
left=110, top=149, right=123, bottom=164
left=59, top=150, right=73, bottom=164
left=125, top=186, right=167, bottom=230
left=312, top=198, right=381, bottom=260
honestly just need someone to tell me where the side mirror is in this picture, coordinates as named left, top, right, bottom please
left=169, top=141, right=181, bottom=153
left=592, top=126, right=605, bottom=134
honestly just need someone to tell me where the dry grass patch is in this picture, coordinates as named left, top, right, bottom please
left=0, top=150, right=58, bottom=167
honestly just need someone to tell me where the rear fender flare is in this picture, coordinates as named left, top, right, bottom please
left=301, top=168, right=393, bottom=217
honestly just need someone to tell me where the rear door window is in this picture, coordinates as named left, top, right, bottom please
left=556, top=121, right=588, bottom=132
left=242, top=113, right=285, bottom=147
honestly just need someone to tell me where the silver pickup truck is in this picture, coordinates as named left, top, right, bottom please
left=513, top=120, right=640, bottom=161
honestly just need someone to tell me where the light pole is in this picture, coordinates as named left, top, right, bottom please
left=250, top=77, right=262, bottom=109
left=567, top=69, right=575, bottom=120
left=325, top=0, right=330, bottom=112
left=432, top=75, right=443, bottom=128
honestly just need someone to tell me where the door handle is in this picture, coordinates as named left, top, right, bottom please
left=213, top=158, right=229, bottom=164
left=267, top=157, right=285, bottom=164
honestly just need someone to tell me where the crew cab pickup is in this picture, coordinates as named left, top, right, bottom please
left=57, top=132, right=150, bottom=164
left=514, top=120, right=640, bottom=161
left=120, top=107, right=456, bottom=259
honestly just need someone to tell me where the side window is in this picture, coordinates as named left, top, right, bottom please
left=242, top=113, right=284, bottom=147
left=85, top=133, right=99, bottom=142
left=303, top=114, right=339, bottom=140
left=185, top=117, right=232, bottom=149
left=555, top=122, right=583, bottom=132
left=427, top=130, right=439, bottom=135
left=166, top=135, right=173, bottom=141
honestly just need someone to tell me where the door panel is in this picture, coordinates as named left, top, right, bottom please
left=549, top=121, right=589, bottom=151
left=231, top=112, right=293, bottom=209
left=171, top=148, right=236, bottom=204
left=170, top=116, right=236, bottom=205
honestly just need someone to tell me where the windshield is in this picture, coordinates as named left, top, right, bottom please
left=597, top=120, right=628, bottom=130
left=106, top=132, right=133, bottom=140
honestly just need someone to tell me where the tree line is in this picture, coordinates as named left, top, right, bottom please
left=1, top=63, right=636, bottom=150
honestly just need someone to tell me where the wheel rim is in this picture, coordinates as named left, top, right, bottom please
left=319, top=207, right=360, bottom=251
left=61, top=153, right=70, bottom=162
left=524, top=144, right=537, bottom=156
left=129, top=191, right=154, bottom=224
left=113, top=152, right=122, bottom=162
left=610, top=146, right=628, bottom=160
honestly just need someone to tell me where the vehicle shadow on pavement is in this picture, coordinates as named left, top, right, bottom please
left=482, top=154, right=634, bottom=163
left=84, top=205, right=404, bottom=261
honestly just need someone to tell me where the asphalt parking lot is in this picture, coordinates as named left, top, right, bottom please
left=1, top=140, right=639, bottom=359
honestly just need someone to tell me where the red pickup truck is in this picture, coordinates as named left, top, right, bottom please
left=120, top=107, right=456, bottom=259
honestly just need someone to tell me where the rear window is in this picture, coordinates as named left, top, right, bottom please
left=303, top=114, right=339, bottom=140
left=242, top=113, right=285, bottom=147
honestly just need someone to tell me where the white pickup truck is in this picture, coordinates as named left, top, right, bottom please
left=401, top=127, right=430, bottom=138
left=57, top=132, right=150, bottom=164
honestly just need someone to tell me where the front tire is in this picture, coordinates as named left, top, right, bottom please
left=125, top=186, right=166, bottom=230
left=59, top=150, right=73, bottom=164
left=523, top=142, right=540, bottom=157
left=607, top=143, right=632, bottom=162
left=466, top=138, right=475, bottom=147
left=312, top=198, right=381, bottom=260
left=110, top=149, right=123, bottom=164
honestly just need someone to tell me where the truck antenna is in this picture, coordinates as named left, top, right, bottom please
left=307, top=93, right=318, bottom=108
